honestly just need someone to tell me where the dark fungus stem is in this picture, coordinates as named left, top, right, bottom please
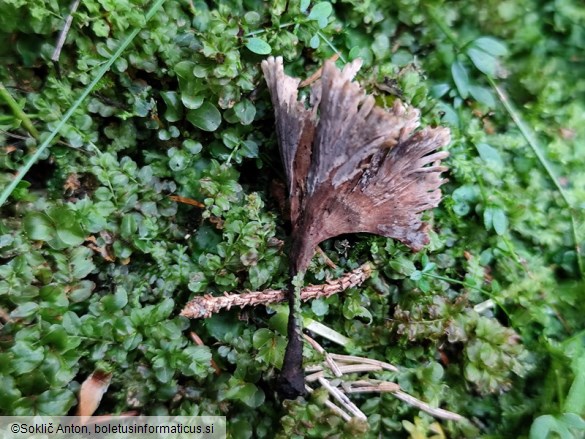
left=277, top=269, right=308, bottom=399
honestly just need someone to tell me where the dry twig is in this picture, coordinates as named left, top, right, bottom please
left=328, top=353, right=398, bottom=372
left=304, top=385, right=352, bottom=421
left=318, top=377, right=367, bottom=421
left=303, top=336, right=466, bottom=424
left=180, top=263, right=372, bottom=318
left=392, top=390, right=465, bottom=422
left=306, top=364, right=387, bottom=382
left=52, top=0, right=81, bottom=63
left=304, top=334, right=343, bottom=377
left=315, top=246, right=338, bottom=269
left=298, top=54, right=340, bottom=87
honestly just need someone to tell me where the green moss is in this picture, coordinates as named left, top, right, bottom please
left=0, top=0, right=584, bottom=437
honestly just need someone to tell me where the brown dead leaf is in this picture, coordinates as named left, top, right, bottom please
left=559, top=128, right=575, bottom=140
left=87, top=243, right=115, bottom=262
left=169, top=195, right=205, bottom=208
left=208, top=215, right=224, bottom=230
left=482, top=117, right=496, bottom=135
left=85, top=235, right=98, bottom=244
left=76, top=370, right=113, bottom=419
left=64, top=173, right=81, bottom=193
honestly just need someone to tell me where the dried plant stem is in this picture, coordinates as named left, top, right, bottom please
left=341, top=380, right=464, bottom=421
left=393, top=390, right=465, bottom=422
left=306, top=364, right=387, bottom=382
left=52, top=0, right=81, bottom=63
left=304, top=385, right=352, bottom=421
left=328, top=353, right=398, bottom=372
left=299, top=54, right=340, bottom=88
left=304, top=337, right=466, bottom=423
left=315, top=246, right=338, bottom=269
left=316, top=31, right=347, bottom=63
left=180, top=263, right=372, bottom=318
left=318, top=377, right=367, bottom=421
left=344, top=380, right=400, bottom=393
left=304, top=334, right=343, bottom=377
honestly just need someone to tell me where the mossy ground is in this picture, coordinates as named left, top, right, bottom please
left=1, top=1, right=584, bottom=437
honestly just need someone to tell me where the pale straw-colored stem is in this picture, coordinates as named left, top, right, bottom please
left=344, top=380, right=464, bottom=422
left=304, top=385, right=352, bottom=421
left=303, top=334, right=343, bottom=377
left=318, top=377, right=367, bottom=421
left=328, top=353, right=399, bottom=372
left=306, top=364, right=387, bottom=382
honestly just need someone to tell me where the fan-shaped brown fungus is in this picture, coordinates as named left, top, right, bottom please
left=262, top=56, right=450, bottom=398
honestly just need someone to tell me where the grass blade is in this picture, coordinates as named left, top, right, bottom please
left=0, top=0, right=166, bottom=207
left=488, top=79, right=584, bottom=278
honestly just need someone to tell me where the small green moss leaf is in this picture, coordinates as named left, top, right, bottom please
left=69, top=280, right=95, bottom=302
left=92, top=20, right=110, bottom=38
left=120, top=214, right=138, bottom=239
left=183, top=345, right=212, bottom=377
left=160, top=91, right=183, bottom=122
left=476, top=143, right=503, bottom=169
left=187, top=102, right=222, bottom=131
left=48, top=207, right=84, bottom=247
left=10, top=302, right=39, bottom=319
left=183, top=139, right=202, bottom=154
left=451, top=60, right=470, bottom=98
left=37, top=388, right=76, bottom=415
left=311, top=298, right=329, bottom=316
left=308, top=2, right=333, bottom=28
left=389, top=257, right=417, bottom=276
left=484, top=206, right=494, bottom=231
left=245, top=37, right=272, bottom=55
left=244, top=11, right=260, bottom=25
left=224, top=379, right=265, bottom=408
left=492, top=208, right=508, bottom=235
left=253, top=328, right=286, bottom=368
left=102, top=287, right=128, bottom=312
left=205, top=314, right=243, bottom=341
left=467, top=47, right=497, bottom=77
left=233, top=99, right=256, bottom=125
left=310, top=34, right=320, bottom=49
left=70, top=247, right=95, bottom=280
left=24, top=212, right=55, bottom=241
left=529, top=414, right=585, bottom=439
left=469, top=85, right=496, bottom=108
left=0, top=376, right=21, bottom=410
left=181, top=94, right=204, bottom=110
left=11, top=341, right=44, bottom=375
left=472, top=37, right=508, bottom=57
left=241, top=140, right=259, bottom=159
left=431, top=83, right=451, bottom=99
